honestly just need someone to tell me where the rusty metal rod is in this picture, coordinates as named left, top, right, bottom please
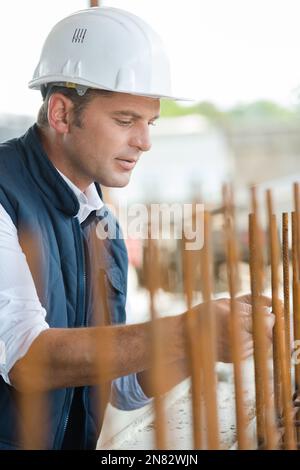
left=199, top=211, right=219, bottom=449
left=282, top=213, right=292, bottom=365
left=223, top=184, right=249, bottom=449
left=17, top=231, right=48, bottom=449
left=266, top=189, right=282, bottom=420
left=249, top=213, right=278, bottom=449
left=282, top=212, right=294, bottom=448
left=293, top=183, right=300, bottom=281
left=270, top=215, right=296, bottom=449
left=292, top=212, right=300, bottom=395
left=146, top=232, right=167, bottom=450
left=222, top=183, right=241, bottom=291
left=182, top=222, right=203, bottom=449
left=282, top=212, right=296, bottom=448
left=251, top=185, right=266, bottom=289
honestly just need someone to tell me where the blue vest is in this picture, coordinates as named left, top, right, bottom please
left=0, top=125, right=128, bottom=449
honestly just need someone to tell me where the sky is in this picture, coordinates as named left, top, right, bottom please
left=1, top=0, right=300, bottom=116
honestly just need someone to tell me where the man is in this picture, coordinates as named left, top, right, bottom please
left=0, top=7, right=274, bottom=449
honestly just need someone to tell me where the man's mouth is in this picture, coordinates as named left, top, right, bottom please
left=115, top=158, right=137, bottom=171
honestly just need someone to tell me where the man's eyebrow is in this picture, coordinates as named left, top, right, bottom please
left=111, top=110, right=160, bottom=120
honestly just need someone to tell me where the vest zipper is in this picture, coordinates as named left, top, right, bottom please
left=53, top=389, right=74, bottom=449
left=81, top=228, right=89, bottom=449
left=53, top=219, right=86, bottom=449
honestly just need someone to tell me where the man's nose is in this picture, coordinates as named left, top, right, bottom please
left=129, top=126, right=152, bottom=152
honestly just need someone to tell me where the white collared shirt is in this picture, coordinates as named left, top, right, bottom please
left=0, top=171, right=150, bottom=410
left=56, top=169, right=104, bottom=223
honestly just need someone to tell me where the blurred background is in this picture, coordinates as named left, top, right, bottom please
left=1, top=0, right=300, bottom=309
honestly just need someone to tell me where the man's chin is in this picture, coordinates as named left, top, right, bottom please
left=98, top=176, right=131, bottom=188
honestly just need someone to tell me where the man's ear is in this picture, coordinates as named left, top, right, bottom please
left=47, top=93, right=73, bottom=133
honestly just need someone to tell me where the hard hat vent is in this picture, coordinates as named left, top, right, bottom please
left=72, top=28, right=87, bottom=44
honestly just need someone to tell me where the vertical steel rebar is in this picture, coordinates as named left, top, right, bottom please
left=249, top=213, right=278, bottom=449
left=270, top=215, right=296, bottom=449
left=266, top=189, right=282, bottom=420
left=223, top=184, right=249, bottom=449
left=282, top=213, right=292, bottom=365
left=292, top=212, right=300, bottom=396
left=146, top=227, right=167, bottom=450
left=199, top=211, right=219, bottom=449
left=182, top=210, right=203, bottom=449
left=17, top=231, right=48, bottom=449
left=293, top=184, right=300, bottom=282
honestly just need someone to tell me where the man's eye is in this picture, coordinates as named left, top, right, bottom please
left=116, top=119, right=132, bottom=126
left=149, top=121, right=156, bottom=127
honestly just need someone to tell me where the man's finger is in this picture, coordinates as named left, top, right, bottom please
left=235, top=301, right=252, bottom=315
left=241, top=339, right=254, bottom=350
left=239, top=307, right=275, bottom=335
left=236, top=294, right=252, bottom=304
left=241, top=347, right=254, bottom=360
left=258, top=295, right=273, bottom=308
left=265, top=313, right=275, bottom=340
left=236, top=293, right=273, bottom=308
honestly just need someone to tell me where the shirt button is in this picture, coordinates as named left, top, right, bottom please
left=99, top=210, right=108, bottom=221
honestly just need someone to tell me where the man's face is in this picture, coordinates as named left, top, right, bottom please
left=63, top=92, right=160, bottom=189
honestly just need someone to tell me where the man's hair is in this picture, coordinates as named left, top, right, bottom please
left=37, top=86, right=113, bottom=128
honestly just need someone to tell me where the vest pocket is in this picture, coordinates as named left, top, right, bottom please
left=100, top=267, right=126, bottom=325
left=105, top=265, right=125, bottom=294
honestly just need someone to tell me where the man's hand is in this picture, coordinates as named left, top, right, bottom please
left=212, top=294, right=275, bottom=363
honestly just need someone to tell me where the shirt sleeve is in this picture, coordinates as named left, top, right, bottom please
left=110, top=373, right=152, bottom=411
left=0, top=204, right=49, bottom=385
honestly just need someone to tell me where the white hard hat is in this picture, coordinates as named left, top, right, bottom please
left=29, top=7, right=187, bottom=100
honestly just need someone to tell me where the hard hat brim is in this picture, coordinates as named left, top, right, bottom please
left=28, top=76, right=194, bottom=102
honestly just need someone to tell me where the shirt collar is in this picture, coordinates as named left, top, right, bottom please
left=56, top=169, right=104, bottom=224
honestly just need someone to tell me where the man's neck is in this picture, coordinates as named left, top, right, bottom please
left=37, top=125, right=91, bottom=192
